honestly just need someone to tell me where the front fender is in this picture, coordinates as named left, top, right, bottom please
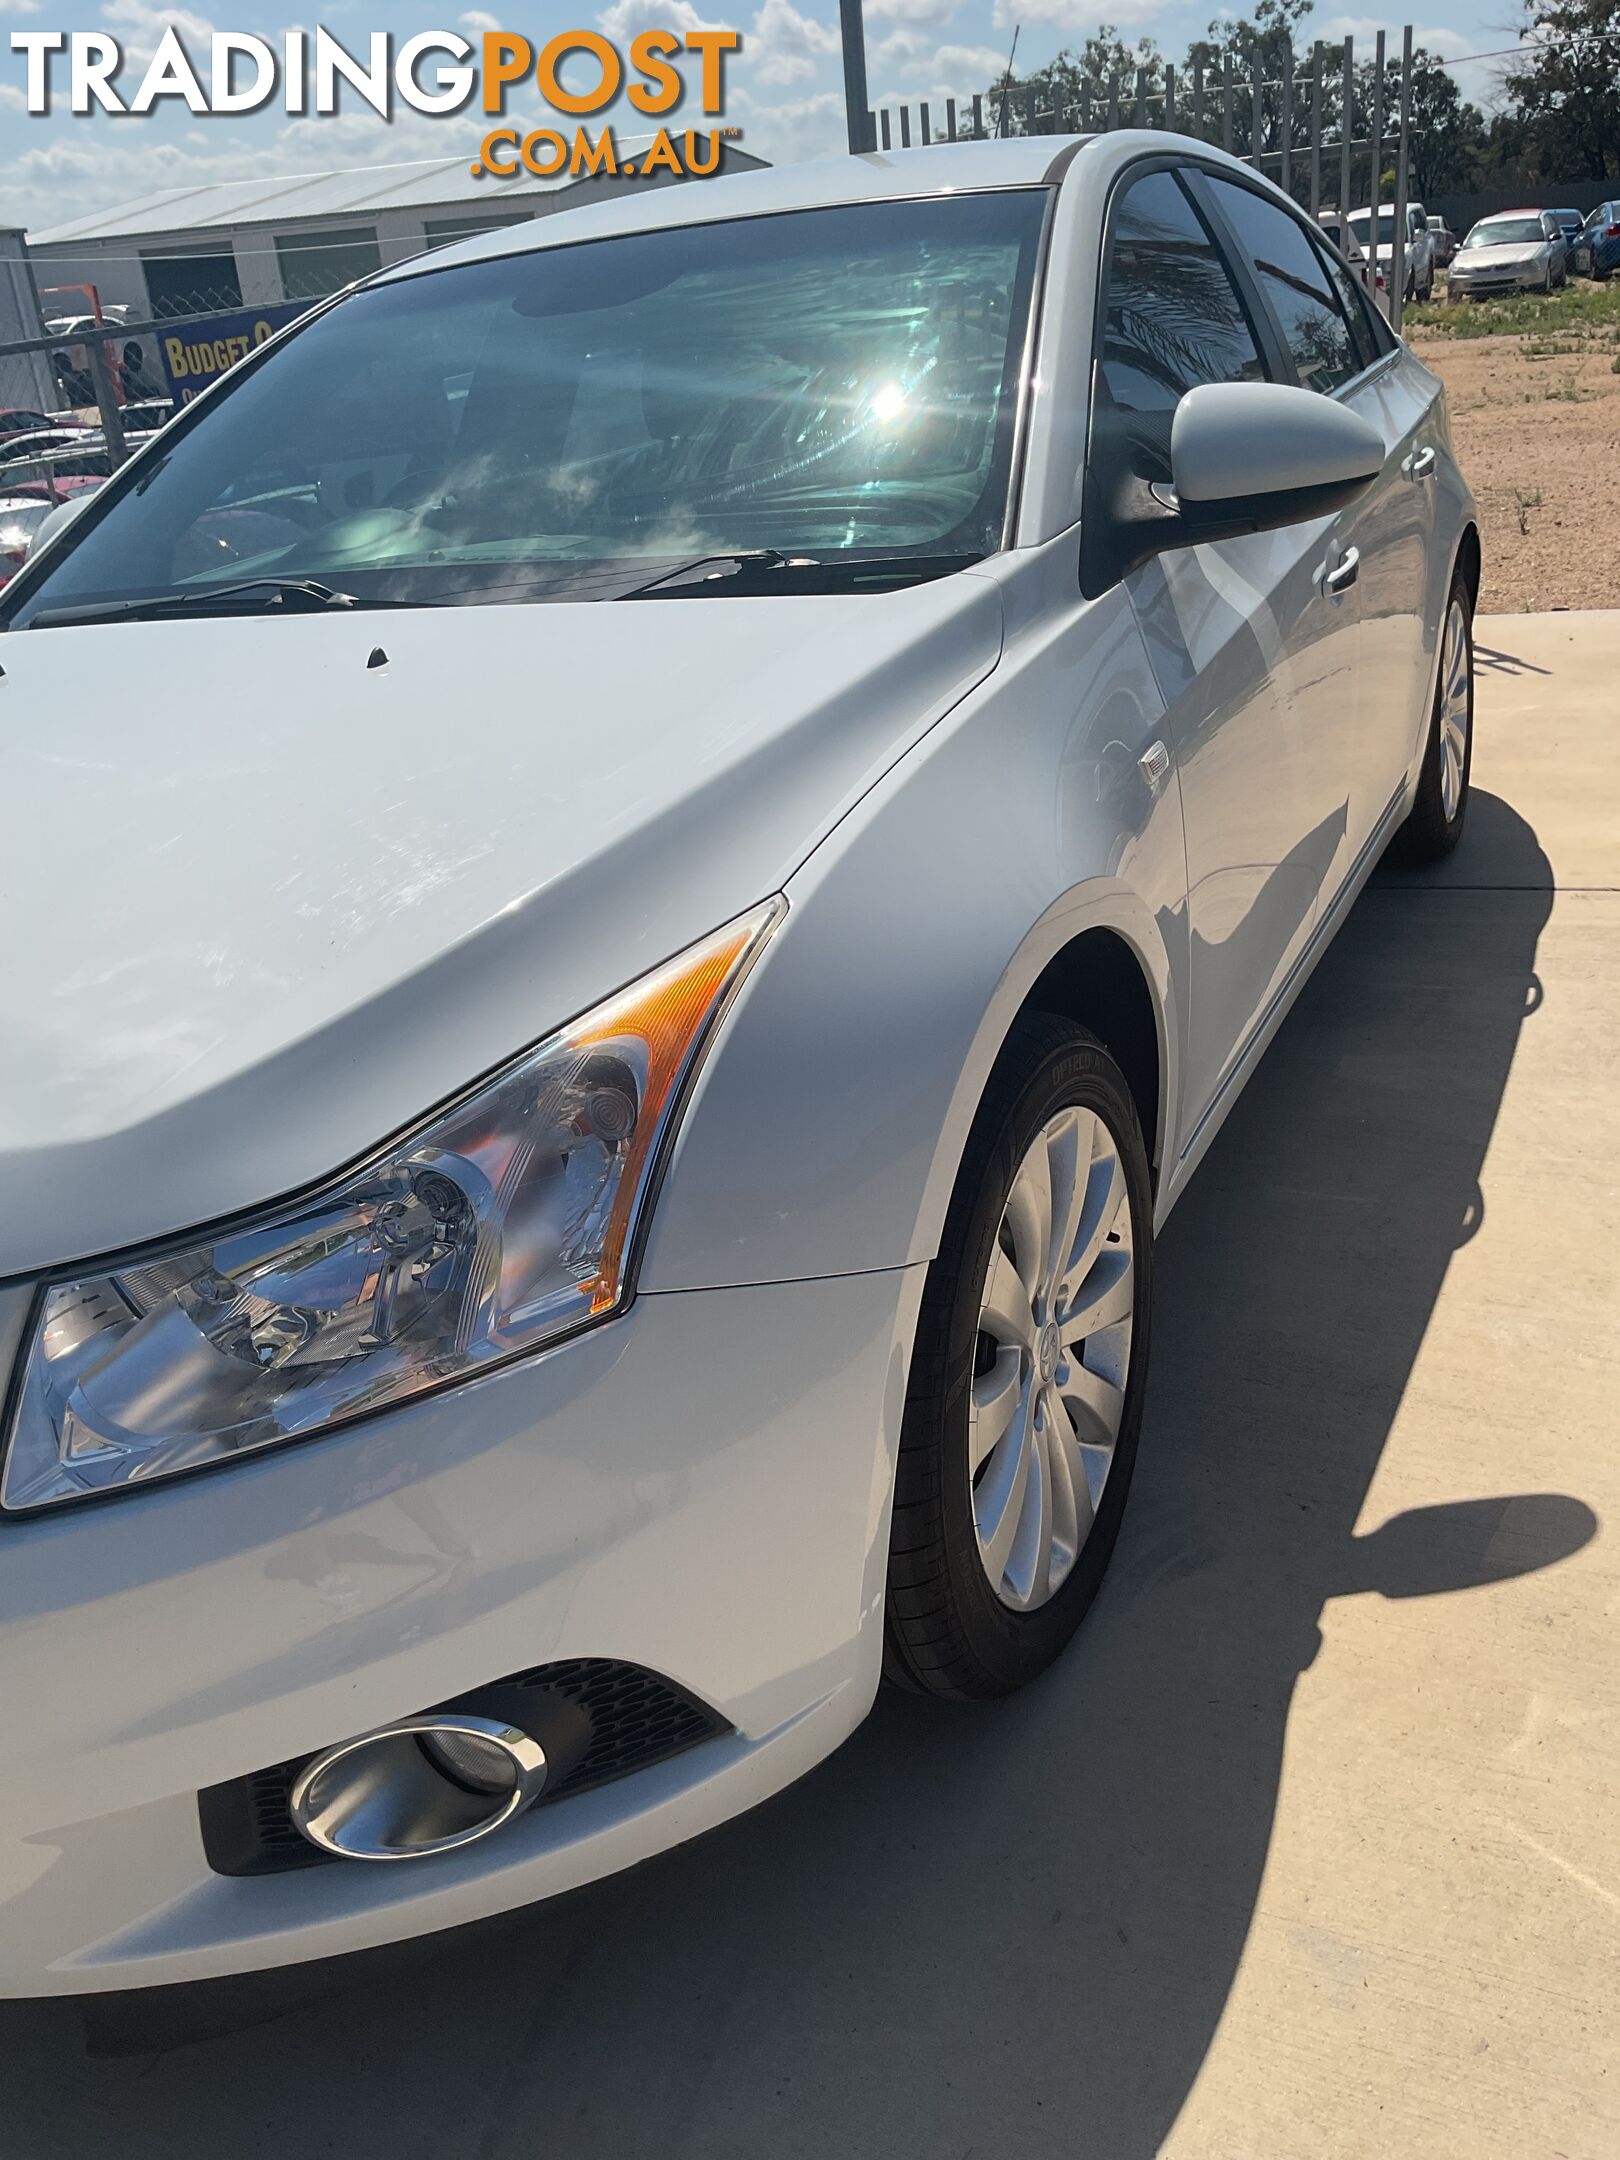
left=639, top=561, right=1186, bottom=1292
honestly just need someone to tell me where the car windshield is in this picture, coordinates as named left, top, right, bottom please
left=1464, top=218, right=1546, bottom=248
left=1350, top=210, right=1403, bottom=245
left=4, top=192, right=1048, bottom=626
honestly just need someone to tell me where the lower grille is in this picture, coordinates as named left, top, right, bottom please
left=198, top=1659, right=731, bottom=1878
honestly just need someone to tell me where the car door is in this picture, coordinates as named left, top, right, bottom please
left=1200, top=172, right=1425, bottom=883
left=1085, top=164, right=1358, bottom=1142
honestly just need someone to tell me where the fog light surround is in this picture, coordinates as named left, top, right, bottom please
left=288, top=1713, right=549, bottom=1862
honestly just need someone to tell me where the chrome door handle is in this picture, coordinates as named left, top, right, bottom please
left=1405, top=445, right=1436, bottom=480
left=1321, top=545, right=1360, bottom=597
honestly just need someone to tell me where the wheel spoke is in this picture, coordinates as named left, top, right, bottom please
left=1060, top=1245, right=1135, bottom=1339
left=1002, top=1408, right=1054, bottom=1608
left=1043, top=1384, right=1091, bottom=1562
left=976, top=1415, right=1034, bottom=1589
left=1003, top=1142, right=1052, bottom=1304
left=1059, top=1356, right=1127, bottom=1453
left=1057, top=1146, right=1126, bottom=1310
left=981, top=1243, right=1036, bottom=1353
left=1045, top=1107, right=1094, bottom=1300
left=970, top=1350, right=1024, bottom=1474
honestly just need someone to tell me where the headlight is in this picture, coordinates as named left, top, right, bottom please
left=2, top=903, right=781, bottom=1513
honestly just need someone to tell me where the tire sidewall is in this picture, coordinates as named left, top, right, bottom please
left=928, top=1033, right=1154, bottom=1692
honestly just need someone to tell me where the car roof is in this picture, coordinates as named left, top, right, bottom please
left=380, top=137, right=1090, bottom=285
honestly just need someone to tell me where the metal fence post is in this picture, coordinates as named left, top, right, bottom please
left=1369, top=29, right=1387, bottom=227
left=1164, top=64, right=1176, bottom=132
left=1135, top=67, right=1148, bottom=126
left=85, top=339, right=128, bottom=470
left=899, top=103, right=911, bottom=147
left=1107, top=72, right=1121, bottom=132
left=945, top=95, right=957, bottom=141
left=1279, top=59, right=1293, bottom=196
left=1079, top=80, right=1092, bottom=130
left=1251, top=58, right=1263, bottom=166
left=1024, top=83, right=1038, bottom=134
left=1222, top=56, right=1234, bottom=154
left=1192, top=63, right=1204, bottom=141
left=1309, top=42, right=1323, bottom=219
left=971, top=92, right=984, bottom=140
left=1392, top=25, right=1413, bottom=330
left=879, top=108, right=891, bottom=148
left=920, top=100, right=932, bottom=143
left=837, top=0, right=874, bottom=152
left=1339, top=36, right=1354, bottom=212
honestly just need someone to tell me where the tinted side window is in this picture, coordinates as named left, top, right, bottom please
left=1101, top=169, right=1266, bottom=414
left=1205, top=177, right=1362, bottom=396
left=1313, top=234, right=1386, bottom=370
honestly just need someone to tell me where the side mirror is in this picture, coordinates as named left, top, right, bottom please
left=1170, top=382, right=1385, bottom=543
left=1081, top=380, right=1385, bottom=597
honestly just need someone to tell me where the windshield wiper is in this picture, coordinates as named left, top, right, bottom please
left=619, top=550, right=980, bottom=599
left=25, top=578, right=359, bottom=630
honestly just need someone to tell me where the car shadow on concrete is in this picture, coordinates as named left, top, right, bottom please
left=0, top=791, right=1597, bottom=2160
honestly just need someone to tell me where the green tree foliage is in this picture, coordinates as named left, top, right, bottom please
left=977, top=0, right=1604, bottom=198
left=1501, top=0, right=1620, bottom=179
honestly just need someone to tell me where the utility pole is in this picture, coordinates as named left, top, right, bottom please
left=838, top=0, right=874, bottom=152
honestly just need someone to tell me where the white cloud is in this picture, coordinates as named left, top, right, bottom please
left=597, top=0, right=727, bottom=37
left=726, top=83, right=845, bottom=164
left=100, top=0, right=217, bottom=67
left=928, top=41, right=1006, bottom=80
left=747, top=0, right=839, bottom=88
left=0, top=0, right=44, bottom=15
left=866, top=0, right=956, bottom=21
left=990, top=0, right=1157, bottom=24
left=0, top=81, right=27, bottom=108
left=459, top=8, right=501, bottom=27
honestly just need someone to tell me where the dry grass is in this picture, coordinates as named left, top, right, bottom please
left=1408, top=303, right=1620, bottom=613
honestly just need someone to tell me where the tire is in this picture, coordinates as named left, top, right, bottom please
left=1391, top=566, right=1474, bottom=866
left=884, top=1014, right=1154, bottom=1700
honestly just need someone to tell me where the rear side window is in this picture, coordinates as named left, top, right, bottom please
left=1205, top=177, right=1363, bottom=396
left=1100, top=169, right=1266, bottom=414
left=1313, top=234, right=1389, bottom=371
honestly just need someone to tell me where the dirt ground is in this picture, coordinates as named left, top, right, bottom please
left=1410, top=327, right=1620, bottom=612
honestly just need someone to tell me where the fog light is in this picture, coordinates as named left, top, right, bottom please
left=289, top=1713, right=548, bottom=1861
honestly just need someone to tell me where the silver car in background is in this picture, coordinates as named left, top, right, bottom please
left=1449, top=210, right=1566, bottom=298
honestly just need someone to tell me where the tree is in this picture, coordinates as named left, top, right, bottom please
left=1501, top=0, right=1620, bottom=180
left=986, top=25, right=1165, bottom=133
left=1356, top=48, right=1488, bottom=199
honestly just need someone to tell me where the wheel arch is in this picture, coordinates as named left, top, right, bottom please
left=1020, top=926, right=1166, bottom=1193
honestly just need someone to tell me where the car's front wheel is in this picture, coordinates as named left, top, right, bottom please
left=884, top=1014, right=1153, bottom=1699
left=1392, top=566, right=1474, bottom=864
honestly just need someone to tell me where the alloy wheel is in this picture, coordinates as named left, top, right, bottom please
left=1439, top=595, right=1471, bottom=822
left=969, top=1107, right=1135, bottom=1611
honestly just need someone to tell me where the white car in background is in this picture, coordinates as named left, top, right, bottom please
left=1448, top=210, right=1567, bottom=298
left=0, top=132, right=1479, bottom=1996
left=1347, top=203, right=1436, bottom=301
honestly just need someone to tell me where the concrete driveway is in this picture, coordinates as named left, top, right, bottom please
left=5, top=613, right=1616, bottom=2159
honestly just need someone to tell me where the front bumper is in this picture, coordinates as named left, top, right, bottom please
left=0, top=1265, right=923, bottom=1995
left=1448, top=269, right=1544, bottom=297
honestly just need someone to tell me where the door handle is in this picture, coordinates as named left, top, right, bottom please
left=1404, top=445, right=1436, bottom=480
left=1321, top=545, right=1360, bottom=598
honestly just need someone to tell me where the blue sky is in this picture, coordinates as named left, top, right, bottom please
left=1, top=0, right=1506, bottom=232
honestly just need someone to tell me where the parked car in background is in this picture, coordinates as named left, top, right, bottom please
left=0, top=429, right=159, bottom=486
left=1571, top=202, right=1620, bottom=280
left=0, top=133, right=1479, bottom=1997
left=0, top=496, right=53, bottom=584
left=1449, top=210, right=1566, bottom=297
left=1425, top=216, right=1458, bottom=269
left=1347, top=203, right=1435, bottom=300
left=1316, top=211, right=1392, bottom=318
left=1546, top=207, right=1584, bottom=275
left=0, top=409, right=79, bottom=443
